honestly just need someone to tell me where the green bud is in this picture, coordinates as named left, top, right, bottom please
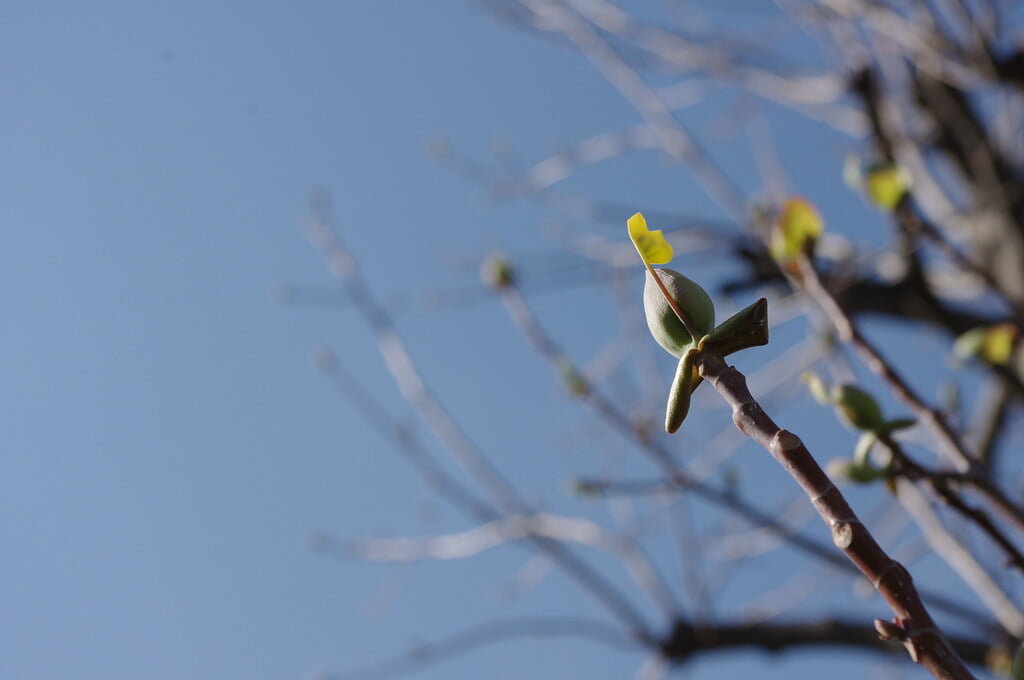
left=643, top=269, right=715, bottom=358
left=831, top=383, right=885, bottom=432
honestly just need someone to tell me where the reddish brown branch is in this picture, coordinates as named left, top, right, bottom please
left=696, top=351, right=976, bottom=680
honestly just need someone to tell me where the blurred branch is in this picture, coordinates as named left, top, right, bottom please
left=307, top=194, right=659, bottom=635
left=877, top=431, right=1024, bottom=576
left=891, top=477, right=1024, bottom=637
left=795, top=255, right=1024, bottom=531
left=321, top=616, right=641, bottom=680
left=321, top=614, right=1003, bottom=680
left=345, top=512, right=683, bottom=619
left=658, top=618, right=999, bottom=668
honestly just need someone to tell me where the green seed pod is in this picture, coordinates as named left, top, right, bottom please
left=643, top=269, right=715, bottom=358
left=831, top=383, right=885, bottom=432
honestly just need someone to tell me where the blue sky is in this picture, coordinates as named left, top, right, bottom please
left=2, top=2, right=1004, bottom=679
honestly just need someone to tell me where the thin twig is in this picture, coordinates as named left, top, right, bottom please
left=321, top=616, right=641, bottom=680
left=307, top=197, right=659, bottom=636
left=890, top=477, right=1024, bottom=637
left=877, top=432, right=1024, bottom=574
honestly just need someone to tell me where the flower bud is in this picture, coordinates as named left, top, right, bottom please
left=643, top=269, right=715, bottom=358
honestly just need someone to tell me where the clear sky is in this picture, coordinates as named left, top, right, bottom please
left=1, top=2, right=1003, bottom=679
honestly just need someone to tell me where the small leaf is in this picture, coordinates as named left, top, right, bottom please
left=771, top=198, right=823, bottom=262
left=628, top=212, right=673, bottom=266
left=864, top=163, right=911, bottom=210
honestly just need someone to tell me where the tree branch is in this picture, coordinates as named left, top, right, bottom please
left=696, top=350, right=976, bottom=680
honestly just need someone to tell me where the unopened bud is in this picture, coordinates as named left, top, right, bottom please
left=643, top=268, right=715, bottom=358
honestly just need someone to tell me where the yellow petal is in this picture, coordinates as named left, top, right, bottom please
left=627, top=212, right=673, bottom=265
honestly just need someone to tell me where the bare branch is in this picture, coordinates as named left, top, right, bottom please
left=696, top=350, right=976, bottom=679
left=319, top=616, right=640, bottom=680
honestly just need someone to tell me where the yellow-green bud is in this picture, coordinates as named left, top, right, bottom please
left=643, top=269, right=715, bottom=358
